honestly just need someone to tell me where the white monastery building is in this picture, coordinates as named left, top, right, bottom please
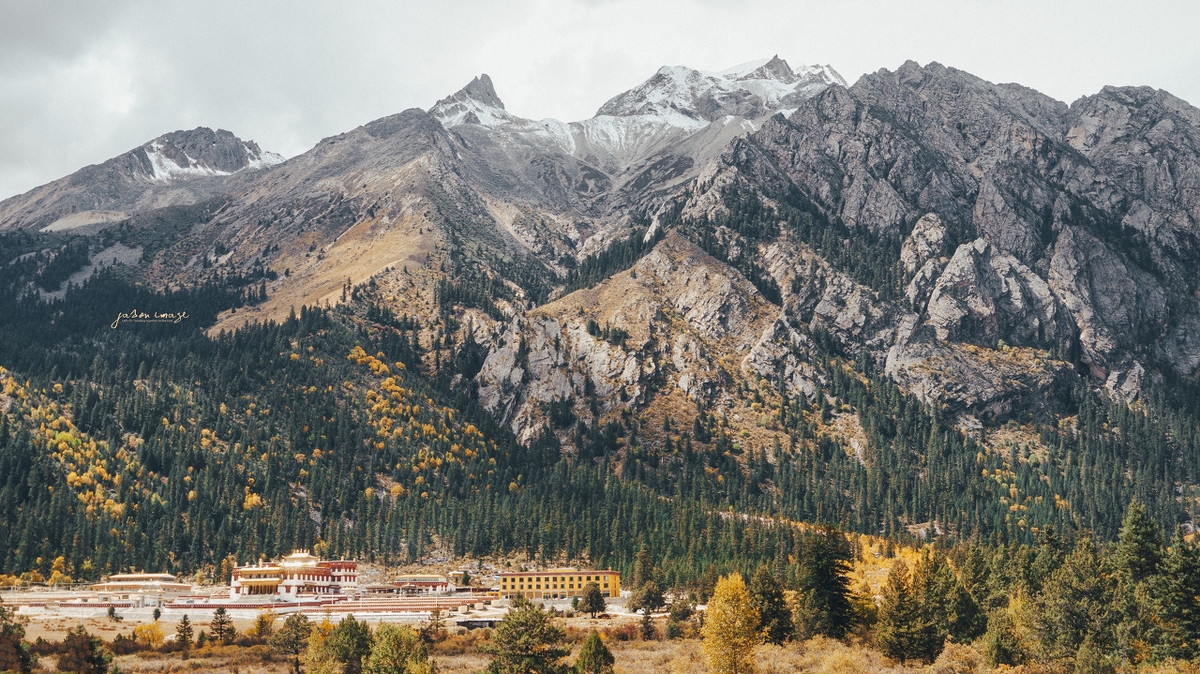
left=229, top=551, right=357, bottom=599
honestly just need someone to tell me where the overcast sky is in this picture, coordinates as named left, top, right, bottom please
left=2, top=0, right=1198, bottom=201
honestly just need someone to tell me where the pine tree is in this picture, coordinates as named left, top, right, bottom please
left=640, top=612, right=657, bottom=641
left=701, top=573, right=760, bottom=674
left=876, top=560, right=938, bottom=664
left=327, top=614, right=373, bottom=674
left=579, top=583, right=606, bottom=619
left=210, top=606, right=236, bottom=645
left=574, top=631, right=613, bottom=674
left=1152, top=531, right=1200, bottom=660
left=480, top=595, right=569, bottom=674
left=630, top=580, right=664, bottom=614
left=632, top=545, right=651, bottom=589
left=982, top=609, right=1024, bottom=668
left=419, top=608, right=445, bottom=644
left=1115, top=500, right=1163, bottom=583
left=796, top=527, right=853, bottom=638
left=364, top=624, right=428, bottom=674
left=1036, top=535, right=1118, bottom=657
left=748, top=565, right=791, bottom=645
left=271, top=614, right=311, bottom=674
left=175, top=615, right=194, bottom=652
left=250, top=610, right=277, bottom=641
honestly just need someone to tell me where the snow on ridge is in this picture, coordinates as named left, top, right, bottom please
left=596, top=57, right=845, bottom=126
left=424, top=58, right=846, bottom=172
left=143, top=141, right=230, bottom=182
left=142, top=140, right=281, bottom=183
left=246, top=149, right=285, bottom=171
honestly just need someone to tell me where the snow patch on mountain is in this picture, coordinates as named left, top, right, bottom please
left=427, top=58, right=846, bottom=176
left=429, top=74, right=517, bottom=128
left=142, top=139, right=283, bottom=183
left=595, top=55, right=845, bottom=123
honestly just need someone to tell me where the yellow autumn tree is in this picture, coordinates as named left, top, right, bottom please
left=701, top=572, right=761, bottom=674
left=133, top=621, right=165, bottom=649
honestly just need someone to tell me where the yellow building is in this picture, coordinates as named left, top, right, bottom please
left=498, top=569, right=619, bottom=600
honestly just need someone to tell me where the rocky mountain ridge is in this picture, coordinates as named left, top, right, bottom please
left=0, top=127, right=282, bottom=233
left=4, top=59, right=1200, bottom=448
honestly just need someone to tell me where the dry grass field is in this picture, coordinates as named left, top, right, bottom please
left=22, top=615, right=1200, bottom=673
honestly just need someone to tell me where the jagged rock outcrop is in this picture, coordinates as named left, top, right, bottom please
left=674, top=60, right=1200, bottom=416
left=475, top=232, right=814, bottom=442
left=900, top=213, right=947, bottom=276
left=924, top=238, right=1069, bottom=348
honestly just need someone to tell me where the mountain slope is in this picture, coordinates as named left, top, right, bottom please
left=0, top=127, right=282, bottom=233
left=3, top=59, right=1200, bottom=562
left=665, top=61, right=1200, bottom=415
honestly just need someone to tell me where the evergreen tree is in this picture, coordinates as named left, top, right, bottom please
left=632, top=545, right=652, bottom=590
left=796, top=527, right=853, bottom=638
left=573, top=631, right=613, bottom=674
left=1152, top=531, right=1200, bottom=660
left=480, top=596, right=569, bottom=674
left=327, top=614, right=373, bottom=674
left=271, top=614, right=312, bottom=674
left=982, top=609, right=1024, bottom=668
left=876, top=560, right=938, bottom=664
left=419, top=608, right=445, bottom=645
left=667, top=596, right=694, bottom=623
left=748, top=565, right=791, bottom=645
left=701, top=573, right=760, bottom=674
left=250, top=610, right=277, bottom=641
left=1035, top=535, right=1118, bottom=658
left=364, top=624, right=428, bottom=674
left=174, top=615, right=193, bottom=652
left=1115, top=500, right=1163, bottom=584
left=56, top=626, right=110, bottom=674
left=210, top=606, right=236, bottom=645
left=630, top=581, right=664, bottom=614
left=640, top=612, right=657, bottom=641
left=579, top=583, right=606, bottom=619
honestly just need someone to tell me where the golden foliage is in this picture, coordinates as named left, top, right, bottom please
left=701, top=573, right=760, bottom=674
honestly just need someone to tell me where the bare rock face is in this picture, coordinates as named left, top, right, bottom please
left=885, top=330, right=1074, bottom=418
left=474, top=233, right=785, bottom=442
left=1048, top=226, right=1166, bottom=377
left=924, top=238, right=1069, bottom=348
left=671, top=59, right=1200, bottom=416
left=900, top=213, right=947, bottom=276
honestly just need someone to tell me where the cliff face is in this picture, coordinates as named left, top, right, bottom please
left=656, top=63, right=1199, bottom=413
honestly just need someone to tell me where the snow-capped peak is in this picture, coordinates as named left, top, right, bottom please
left=594, top=56, right=845, bottom=127
left=138, top=128, right=283, bottom=183
left=429, top=74, right=517, bottom=128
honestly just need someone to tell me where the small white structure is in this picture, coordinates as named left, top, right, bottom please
left=91, top=572, right=193, bottom=607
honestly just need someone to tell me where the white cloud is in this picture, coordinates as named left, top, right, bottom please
left=1, top=0, right=1198, bottom=199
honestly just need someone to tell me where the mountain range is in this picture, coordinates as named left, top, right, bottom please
left=2, top=56, right=1200, bottom=546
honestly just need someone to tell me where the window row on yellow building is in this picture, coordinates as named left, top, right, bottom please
left=497, top=569, right=620, bottom=599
